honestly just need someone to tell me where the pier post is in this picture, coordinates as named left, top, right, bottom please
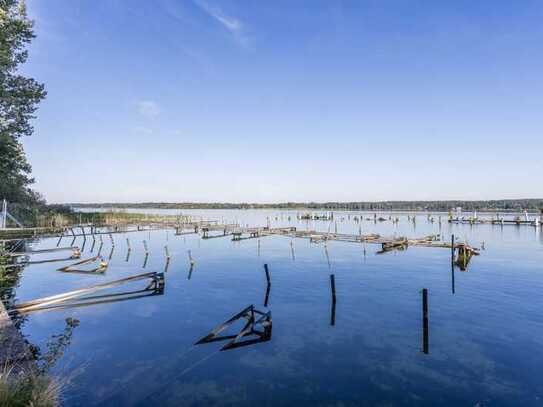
left=451, top=234, right=455, bottom=294
left=330, top=274, right=337, bottom=326
left=263, top=264, right=271, bottom=307
left=422, top=288, right=429, bottom=354
left=264, top=264, right=271, bottom=285
left=330, top=274, right=337, bottom=304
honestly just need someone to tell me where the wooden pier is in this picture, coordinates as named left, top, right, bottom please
left=448, top=218, right=540, bottom=226
left=0, top=220, right=224, bottom=241
left=265, top=228, right=469, bottom=252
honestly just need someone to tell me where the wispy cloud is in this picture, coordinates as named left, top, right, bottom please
left=137, top=100, right=160, bottom=119
left=193, top=0, right=251, bottom=48
left=132, top=126, right=154, bottom=136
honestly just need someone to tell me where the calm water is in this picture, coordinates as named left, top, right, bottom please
left=9, top=210, right=543, bottom=406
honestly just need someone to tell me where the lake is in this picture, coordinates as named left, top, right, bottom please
left=7, top=209, right=543, bottom=406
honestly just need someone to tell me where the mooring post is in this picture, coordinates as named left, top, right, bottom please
left=422, top=288, right=429, bottom=354
left=330, top=274, right=337, bottom=326
left=330, top=274, right=337, bottom=304
left=451, top=234, right=455, bottom=294
left=264, top=264, right=271, bottom=285
left=188, top=250, right=194, bottom=265
left=165, top=245, right=170, bottom=259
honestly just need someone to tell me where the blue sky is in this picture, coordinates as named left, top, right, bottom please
left=22, top=0, right=543, bottom=203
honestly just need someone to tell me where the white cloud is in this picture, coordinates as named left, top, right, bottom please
left=193, top=0, right=250, bottom=47
left=137, top=100, right=160, bottom=118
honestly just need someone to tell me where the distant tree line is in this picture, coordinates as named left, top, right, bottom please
left=71, top=199, right=543, bottom=212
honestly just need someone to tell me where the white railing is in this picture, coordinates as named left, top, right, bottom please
left=1, top=199, right=23, bottom=229
left=1, top=199, right=6, bottom=229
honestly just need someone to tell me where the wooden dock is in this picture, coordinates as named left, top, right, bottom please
left=448, top=218, right=540, bottom=226
left=0, top=220, right=223, bottom=241
left=265, top=228, right=466, bottom=251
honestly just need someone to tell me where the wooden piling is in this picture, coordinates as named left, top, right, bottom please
left=330, top=274, right=337, bottom=326
left=264, top=264, right=271, bottom=285
left=422, top=288, right=429, bottom=354
left=330, top=274, right=337, bottom=304
left=451, top=235, right=455, bottom=294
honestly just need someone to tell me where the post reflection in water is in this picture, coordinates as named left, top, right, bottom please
left=12, top=273, right=165, bottom=315
left=142, top=253, right=148, bottom=268
left=195, top=305, right=272, bottom=351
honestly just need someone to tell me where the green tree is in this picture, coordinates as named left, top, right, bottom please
left=0, top=0, right=46, bottom=205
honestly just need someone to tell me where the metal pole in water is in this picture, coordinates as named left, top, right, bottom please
left=330, top=274, right=337, bottom=326
left=264, top=264, right=271, bottom=285
left=422, top=288, right=429, bottom=354
left=451, top=234, right=455, bottom=294
left=330, top=274, right=337, bottom=304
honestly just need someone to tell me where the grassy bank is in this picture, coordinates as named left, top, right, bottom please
left=5, top=210, right=190, bottom=229
left=0, top=367, right=60, bottom=407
